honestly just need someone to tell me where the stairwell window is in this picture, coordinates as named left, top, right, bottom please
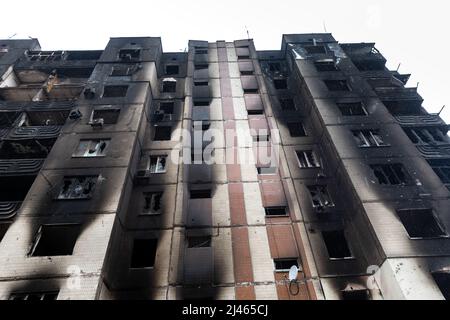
left=307, top=185, right=334, bottom=209
left=352, top=129, right=388, bottom=148
left=288, top=123, right=307, bottom=137
left=130, top=239, right=157, bottom=269
left=153, top=126, right=172, bottom=141
left=296, top=150, right=320, bottom=168
left=322, top=230, right=353, bottom=260
left=162, top=79, right=177, bottom=93
left=280, top=98, right=296, bottom=111
left=142, top=192, right=163, bottom=215
left=370, top=164, right=411, bottom=186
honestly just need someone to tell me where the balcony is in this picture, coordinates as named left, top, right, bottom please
left=14, top=50, right=101, bottom=71
left=416, top=144, right=450, bottom=158
left=395, top=114, right=448, bottom=127
left=375, top=87, right=422, bottom=101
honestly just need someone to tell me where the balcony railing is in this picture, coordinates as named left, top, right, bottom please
left=0, top=201, right=22, bottom=220
left=8, top=125, right=62, bottom=139
left=395, top=114, right=447, bottom=127
left=0, top=159, right=44, bottom=175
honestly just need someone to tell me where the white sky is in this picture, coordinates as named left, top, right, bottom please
left=2, top=0, right=449, bottom=122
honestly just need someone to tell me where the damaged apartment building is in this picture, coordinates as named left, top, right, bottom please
left=0, top=34, right=449, bottom=300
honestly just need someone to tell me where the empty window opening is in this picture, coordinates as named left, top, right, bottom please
left=307, top=186, right=334, bottom=209
left=280, top=98, right=296, bottom=111
left=324, top=80, right=351, bottom=91
left=149, top=156, right=167, bottom=174
left=194, top=64, right=209, bottom=70
left=159, top=102, right=175, bottom=114
left=304, top=45, right=327, bottom=54
left=19, top=111, right=69, bottom=127
left=268, top=62, right=281, bottom=72
left=103, top=85, right=128, bottom=98
left=165, top=65, right=179, bottom=75
left=187, top=236, right=212, bottom=248
left=342, top=288, right=370, bottom=300
left=0, top=176, right=36, bottom=202
left=111, top=65, right=135, bottom=77
left=428, top=159, right=450, bottom=185
left=382, top=100, right=424, bottom=116
left=119, top=49, right=141, bottom=61
left=288, top=123, right=307, bottom=137
left=243, top=88, right=259, bottom=94
left=90, top=108, right=120, bottom=125
left=247, top=109, right=264, bottom=115
left=432, top=272, right=450, bottom=300
left=322, top=230, right=353, bottom=260
left=130, top=239, right=157, bottom=268
left=57, top=176, right=97, bottom=200
left=73, top=139, right=109, bottom=157
left=273, top=79, right=288, bottom=90
left=29, top=224, right=80, bottom=257
left=404, top=127, right=446, bottom=145
left=257, top=167, right=278, bottom=175
left=240, top=70, right=254, bottom=76
left=337, top=102, right=368, bottom=116
left=142, top=192, right=163, bottom=215
left=194, top=80, right=209, bottom=86
left=274, top=258, right=299, bottom=272
left=296, top=150, right=320, bottom=168
left=370, top=164, right=411, bottom=186
left=397, top=209, right=448, bottom=239
left=193, top=100, right=210, bottom=107
left=162, top=79, right=177, bottom=93
left=190, top=190, right=211, bottom=199
left=237, top=55, right=250, bottom=60
left=353, top=60, right=385, bottom=71
left=265, top=207, right=288, bottom=217
left=352, top=129, right=387, bottom=147
left=153, top=126, right=172, bottom=141
left=314, top=60, right=339, bottom=72
left=0, top=139, right=56, bottom=159
left=9, top=291, right=59, bottom=301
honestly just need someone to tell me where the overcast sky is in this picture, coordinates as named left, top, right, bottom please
left=2, top=0, right=449, bottom=122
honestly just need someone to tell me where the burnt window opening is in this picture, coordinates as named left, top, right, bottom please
left=187, top=236, right=212, bottom=248
left=404, top=127, right=446, bottom=145
left=29, top=224, right=81, bottom=257
left=397, top=209, right=448, bottom=239
left=19, top=111, right=69, bottom=127
left=322, top=230, right=353, bottom=260
left=9, top=291, right=59, bottom=301
left=337, top=102, right=368, bottom=116
left=288, top=123, right=307, bottom=137
left=370, top=164, right=411, bottom=186
left=352, top=129, right=388, bottom=148
left=119, top=49, right=141, bottom=62
left=428, top=159, right=450, bottom=185
left=102, top=85, right=128, bottom=98
left=130, top=239, right=157, bottom=269
left=243, top=88, right=259, bottom=94
left=90, top=108, right=120, bottom=125
left=432, top=272, right=450, bottom=300
left=153, top=126, right=172, bottom=141
left=149, top=156, right=167, bottom=174
left=268, top=62, right=282, bottom=72
left=247, top=109, right=264, bottom=115
left=280, top=98, right=296, bottom=111
left=194, top=64, right=209, bottom=70
left=0, top=112, right=21, bottom=127
left=142, top=192, right=163, bottom=215
left=159, top=102, right=175, bottom=114
left=190, top=190, right=212, bottom=199
left=57, top=176, right=97, bottom=200
left=257, top=167, right=278, bottom=175
left=274, top=258, right=299, bottom=272
left=111, top=65, right=135, bottom=77
left=194, top=80, right=209, bottom=86
left=304, top=45, right=327, bottom=54
left=0, top=224, right=9, bottom=243
left=0, top=176, right=36, bottom=202
left=56, top=67, right=94, bottom=78
left=314, top=60, right=339, bottom=72
left=382, top=100, right=424, bottom=116
left=73, top=139, right=110, bottom=157
left=307, top=186, right=334, bottom=209
left=273, top=79, right=288, bottom=90
left=162, top=79, right=177, bottom=93
left=165, top=65, right=179, bottom=75
left=324, top=80, right=351, bottom=92
left=193, top=100, right=210, bottom=107
left=342, top=288, right=370, bottom=300
left=296, top=150, right=320, bottom=168
left=0, top=139, right=56, bottom=159
left=26, top=51, right=63, bottom=62
left=66, top=51, right=102, bottom=61
left=265, top=207, right=288, bottom=217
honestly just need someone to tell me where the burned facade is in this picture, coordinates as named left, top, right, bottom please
left=0, top=34, right=449, bottom=300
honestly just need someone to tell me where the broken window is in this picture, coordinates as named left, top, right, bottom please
left=273, top=79, right=288, bottom=90
left=428, top=159, right=450, bottom=185
left=307, top=185, right=334, bottom=208
left=404, top=127, right=446, bottom=145
left=57, top=176, right=97, bottom=200
left=190, top=190, right=211, bottom=199
left=352, top=129, right=387, bottom=147
left=118, top=49, right=141, bottom=61
left=257, top=167, right=278, bottom=175
left=264, top=207, right=288, bottom=217
left=165, top=65, right=179, bottom=75
left=153, top=126, right=172, bottom=141
left=432, top=272, right=450, bottom=300
left=111, top=65, right=135, bottom=77
left=274, top=258, right=299, bottom=272
left=130, top=239, right=157, bottom=268
left=187, top=236, right=212, bottom=248
left=162, top=79, right=177, bottom=93
left=142, top=192, right=163, bottom=215
left=288, top=123, right=307, bottom=137
left=314, top=60, right=339, bottom=72
left=159, top=102, right=175, bottom=114
left=102, top=85, right=128, bottom=98
left=324, top=80, right=351, bottom=91
left=370, top=164, right=411, bottom=186
left=397, top=209, right=448, bottom=239
left=322, top=230, right=353, bottom=259
left=337, top=102, right=368, bottom=116
left=296, top=150, right=320, bottom=168
left=148, top=156, right=167, bottom=174
left=90, top=108, right=120, bottom=125
left=9, top=291, right=59, bottom=301
left=304, top=45, right=327, bottom=54
left=280, top=98, right=296, bottom=111
left=29, top=224, right=81, bottom=257
left=73, top=139, right=109, bottom=157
